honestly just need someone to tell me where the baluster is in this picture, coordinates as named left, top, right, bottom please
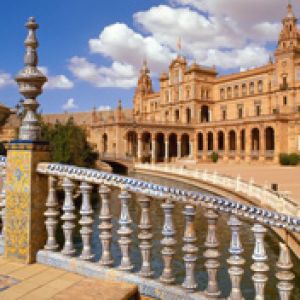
left=44, top=176, right=59, bottom=251
left=118, top=190, right=133, bottom=271
left=138, top=195, right=153, bottom=277
left=276, top=242, right=294, bottom=300
left=99, top=185, right=113, bottom=266
left=227, top=215, right=245, bottom=300
left=61, top=177, right=76, bottom=256
left=251, top=223, right=269, bottom=300
left=79, top=181, right=94, bottom=261
left=204, top=206, right=221, bottom=297
left=0, top=167, right=6, bottom=240
left=182, top=205, right=198, bottom=292
left=160, top=199, right=176, bottom=284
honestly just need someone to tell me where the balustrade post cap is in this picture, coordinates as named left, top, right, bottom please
left=251, top=223, right=267, bottom=233
left=80, top=181, right=92, bottom=191
left=228, top=215, right=242, bottom=227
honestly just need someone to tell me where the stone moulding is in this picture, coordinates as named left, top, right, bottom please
left=36, top=162, right=300, bottom=233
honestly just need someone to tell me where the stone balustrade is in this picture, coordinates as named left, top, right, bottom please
left=0, top=158, right=299, bottom=299
left=135, top=163, right=300, bottom=218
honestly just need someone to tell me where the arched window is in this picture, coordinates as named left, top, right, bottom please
left=249, top=82, right=255, bottom=95
left=265, top=127, right=275, bottom=151
left=242, top=84, right=247, bottom=96
left=220, top=88, right=225, bottom=100
left=234, top=85, right=239, bottom=97
left=258, top=80, right=263, bottom=93
left=227, top=87, right=232, bottom=99
left=200, top=105, right=210, bottom=123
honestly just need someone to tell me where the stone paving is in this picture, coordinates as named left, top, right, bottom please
left=0, top=257, right=141, bottom=300
left=172, top=161, right=300, bottom=203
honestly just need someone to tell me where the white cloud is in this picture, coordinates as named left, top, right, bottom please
left=69, top=1, right=299, bottom=88
left=98, top=105, right=112, bottom=111
left=62, top=98, right=77, bottom=111
left=39, top=67, right=74, bottom=89
left=89, top=23, right=174, bottom=75
left=69, top=56, right=138, bottom=88
left=0, top=71, right=14, bottom=88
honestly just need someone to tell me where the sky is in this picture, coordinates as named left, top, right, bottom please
left=0, top=0, right=299, bottom=114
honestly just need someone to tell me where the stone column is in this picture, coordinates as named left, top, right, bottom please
left=236, top=130, right=241, bottom=163
left=177, top=140, right=181, bottom=159
left=224, top=130, right=229, bottom=162
left=203, top=131, right=207, bottom=161
left=137, top=135, right=142, bottom=163
left=245, top=128, right=251, bottom=163
left=165, top=140, right=169, bottom=163
left=259, top=127, right=265, bottom=162
left=5, top=17, right=50, bottom=264
left=151, top=138, right=156, bottom=164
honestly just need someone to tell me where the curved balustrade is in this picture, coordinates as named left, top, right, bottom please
left=135, top=163, right=300, bottom=219
left=35, top=162, right=299, bottom=299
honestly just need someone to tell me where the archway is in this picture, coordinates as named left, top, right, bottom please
left=207, top=132, right=213, bottom=152
left=265, top=127, right=275, bottom=151
left=127, top=131, right=137, bottom=158
left=251, top=128, right=260, bottom=151
left=181, top=134, right=190, bottom=157
left=142, top=132, right=151, bottom=163
left=217, top=131, right=224, bottom=151
left=169, top=133, right=177, bottom=160
left=156, top=133, right=165, bottom=162
left=240, top=129, right=246, bottom=152
left=197, top=132, right=203, bottom=151
left=229, top=130, right=236, bottom=151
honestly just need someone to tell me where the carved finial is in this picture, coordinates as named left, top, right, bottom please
left=286, top=2, right=295, bottom=18
left=118, top=99, right=122, bottom=110
left=15, top=17, right=47, bottom=141
left=141, top=58, right=149, bottom=74
left=176, top=37, right=182, bottom=57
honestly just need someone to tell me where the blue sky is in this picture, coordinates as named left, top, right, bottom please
left=0, top=0, right=299, bottom=113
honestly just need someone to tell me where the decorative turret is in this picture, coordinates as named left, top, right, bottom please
left=15, top=17, right=47, bottom=141
left=275, top=3, right=300, bottom=55
left=133, top=60, right=153, bottom=117
left=115, top=99, right=123, bottom=122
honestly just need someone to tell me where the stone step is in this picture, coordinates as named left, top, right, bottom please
left=52, top=277, right=139, bottom=300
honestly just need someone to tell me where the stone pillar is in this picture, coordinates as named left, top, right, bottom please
left=177, top=141, right=181, bottom=159
left=5, top=17, right=50, bottom=264
left=245, top=128, right=251, bottom=163
left=165, top=141, right=169, bottom=163
left=224, top=130, right=229, bottom=162
left=236, top=130, right=241, bottom=163
left=189, top=140, right=193, bottom=159
left=137, top=136, right=142, bottom=163
left=203, top=131, right=207, bottom=161
left=259, top=127, right=265, bottom=162
left=151, top=138, right=156, bottom=164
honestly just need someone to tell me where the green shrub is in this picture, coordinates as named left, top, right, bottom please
left=289, top=153, right=300, bottom=165
left=211, top=152, right=219, bottom=163
left=279, top=153, right=300, bottom=166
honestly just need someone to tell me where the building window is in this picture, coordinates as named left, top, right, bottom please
left=237, top=105, right=243, bottom=119
left=258, top=80, right=263, bottom=93
left=175, top=109, right=180, bottom=121
left=220, top=88, right=225, bottom=100
left=242, top=84, right=247, bottom=96
left=227, top=87, right=232, bottom=99
left=255, top=105, right=261, bottom=116
left=249, top=82, right=255, bottom=95
left=221, top=106, right=227, bottom=121
left=283, top=96, right=288, bottom=106
left=186, top=87, right=190, bottom=99
left=234, top=85, right=239, bottom=97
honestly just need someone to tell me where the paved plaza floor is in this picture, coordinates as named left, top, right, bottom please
left=173, top=161, right=300, bottom=203
left=0, top=257, right=144, bottom=300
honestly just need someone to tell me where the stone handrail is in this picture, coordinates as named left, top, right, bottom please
left=33, top=162, right=297, bottom=299
left=135, top=163, right=300, bottom=219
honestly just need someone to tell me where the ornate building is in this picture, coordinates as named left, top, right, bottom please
left=88, top=4, right=300, bottom=164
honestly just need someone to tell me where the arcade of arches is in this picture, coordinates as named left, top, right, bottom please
left=119, top=125, right=277, bottom=163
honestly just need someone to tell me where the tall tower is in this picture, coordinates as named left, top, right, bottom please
left=275, top=3, right=300, bottom=56
left=133, top=60, right=153, bottom=117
